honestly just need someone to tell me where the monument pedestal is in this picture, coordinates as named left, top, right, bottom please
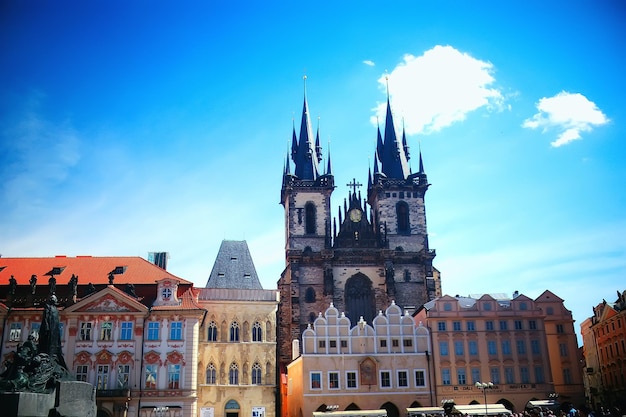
left=0, top=381, right=96, bottom=417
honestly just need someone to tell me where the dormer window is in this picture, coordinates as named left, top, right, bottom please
left=162, top=288, right=172, bottom=300
left=47, top=266, right=66, bottom=275
left=112, top=266, right=126, bottom=275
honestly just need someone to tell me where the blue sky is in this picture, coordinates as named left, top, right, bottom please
left=1, top=1, right=625, bottom=340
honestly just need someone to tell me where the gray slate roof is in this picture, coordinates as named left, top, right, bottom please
left=205, top=240, right=263, bottom=289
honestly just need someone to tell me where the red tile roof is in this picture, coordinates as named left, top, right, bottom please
left=151, top=288, right=205, bottom=311
left=0, top=256, right=191, bottom=286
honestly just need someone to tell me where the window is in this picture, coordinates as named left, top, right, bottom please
left=457, top=368, right=467, bottom=385
left=486, top=321, right=494, bottom=331
left=330, top=340, right=337, bottom=348
left=563, top=368, right=572, bottom=384
left=471, top=368, right=480, bottom=384
left=347, top=371, right=357, bottom=388
left=379, top=339, right=387, bottom=348
left=117, top=365, right=130, bottom=389
left=305, top=202, right=316, bottom=234
left=30, top=322, right=40, bottom=339
left=9, top=323, right=21, bottom=341
left=535, top=366, right=545, bottom=383
left=76, top=365, right=88, bottom=382
left=319, top=340, right=326, bottom=348
left=453, top=321, right=461, bottom=331
left=310, top=372, right=321, bottom=389
left=403, top=339, right=412, bottom=347
left=229, top=363, right=239, bottom=385
left=396, top=201, right=410, bottom=234
left=380, top=371, right=391, bottom=388
left=441, top=368, right=451, bottom=385
left=341, top=340, right=348, bottom=348
left=206, top=363, right=216, bottom=384
left=207, top=321, right=217, bottom=341
left=490, top=367, right=501, bottom=384
left=556, top=324, right=564, bottom=334
left=488, top=340, right=497, bottom=355
left=559, top=343, right=569, bottom=357
left=397, top=370, right=408, bottom=387
left=97, top=365, right=109, bottom=390
left=520, top=302, right=528, bottom=311
left=147, top=322, right=160, bottom=340
left=305, top=287, right=316, bottom=303
left=100, top=321, right=112, bottom=341
left=120, top=322, right=133, bottom=340
left=170, top=321, right=183, bottom=340
left=502, top=340, right=512, bottom=355
left=516, top=340, right=527, bottom=354
left=531, top=339, right=541, bottom=355
left=499, top=320, right=508, bottom=330
left=252, top=322, right=263, bottom=342
left=504, top=367, right=514, bottom=384
left=443, top=303, right=452, bottom=311
left=439, top=341, right=449, bottom=356
left=168, top=364, right=181, bottom=389
left=392, top=339, right=399, bottom=347
left=145, top=365, right=157, bottom=389
left=414, top=370, right=425, bottom=387
left=483, top=302, right=492, bottom=311
left=252, top=363, right=262, bottom=385
left=230, top=322, right=240, bottom=342
left=469, top=340, right=478, bottom=356
left=467, top=321, right=475, bottom=331
left=529, top=320, right=537, bottom=330
left=438, top=321, right=446, bottom=331
left=520, top=367, right=530, bottom=383
left=514, top=320, right=523, bottom=330
left=329, top=372, right=339, bottom=389
left=454, top=341, right=464, bottom=356
left=80, top=322, right=92, bottom=341
left=546, top=307, right=554, bottom=315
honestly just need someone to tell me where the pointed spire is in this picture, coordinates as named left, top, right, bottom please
left=378, top=94, right=410, bottom=180
left=315, top=119, right=323, bottom=163
left=326, top=143, right=333, bottom=176
left=292, top=75, right=321, bottom=180
left=402, top=118, right=410, bottom=161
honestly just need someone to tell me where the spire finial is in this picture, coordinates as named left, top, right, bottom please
left=385, top=75, right=390, bottom=100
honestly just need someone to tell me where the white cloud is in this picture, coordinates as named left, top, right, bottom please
left=522, top=91, right=609, bottom=147
left=363, top=60, right=375, bottom=67
left=372, top=45, right=504, bottom=135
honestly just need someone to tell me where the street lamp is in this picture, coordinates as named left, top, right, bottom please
left=475, top=382, right=494, bottom=417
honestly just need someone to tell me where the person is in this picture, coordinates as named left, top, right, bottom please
left=568, top=406, right=578, bottom=417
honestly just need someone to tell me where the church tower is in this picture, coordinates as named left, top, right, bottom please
left=277, top=83, right=439, bottom=374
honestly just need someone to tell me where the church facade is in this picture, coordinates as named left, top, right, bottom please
left=277, top=88, right=442, bottom=396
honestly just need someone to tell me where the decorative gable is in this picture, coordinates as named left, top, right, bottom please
left=84, top=295, right=134, bottom=312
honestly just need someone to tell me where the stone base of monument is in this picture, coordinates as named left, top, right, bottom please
left=0, top=380, right=96, bottom=417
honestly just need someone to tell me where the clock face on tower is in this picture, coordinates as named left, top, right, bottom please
left=349, top=208, right=362, bottom=222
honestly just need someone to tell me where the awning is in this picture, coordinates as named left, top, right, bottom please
left=313, top=410, right=388, bottom=417
left=526, top=400, right=559, bottom=409
left=452, top=404, right=512, bottom=416
left=407, top=407, right=446, bottom=416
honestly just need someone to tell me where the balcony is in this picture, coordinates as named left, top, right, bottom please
left=96, top=388, right=131, bottom=399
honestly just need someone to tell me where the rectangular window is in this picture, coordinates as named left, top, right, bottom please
left=520, top=367, right=530, bottom=383
left=145, top=364, right=158, bottom=389
left=397, top=370, right=408, bottom=388
left=380, top=371, right=391, bottom=388
left=310, top=372, right=321, bottom=389
left=120, top=322, right=133, bottom=340
left=499, top=320, right=508, bottom=330
left=563, top=368, right=572, bottom=384
left=453, top=321, right=461, bottom=331
left=30, top=323, right=40, bottom=339
left=117, top=365, right=130, bottom=389
left=168, top=364, right=181, bottom=389
left=392, top=339, right=399, bottom=347
left=341, top=340, right=348, bottom=348
left=531, top=339, right=541, bottom=355
left=535, top=366, right=545, bottom=383
left=559, top=343, right=569, bottom=357
left=97, top=365, right=109, bottom=390
left=514, top=320, right=523, bottom=330
left=439, top=341, right=449, bottom=356
left=329, top=372, right=339, bottom=389
left=319, top=340, right=326, bottom=348
left=490, top=367, right=501, bottom=384
left=454, top=341, right=464, bottom=356
left=504, top=367, right=514, bottom=384
left=556, top=324, right=564, bottom=334
left=502, top=340, right=512, bottom=355
left=403, top=339, right=412, bottom=347
left=466, top=321, right=475, bottom=331
left=414, top=370, right=425, bottom=387
left=9, top=323, right=21, bottom=342
left=486, top=321, right=494, bottom=331
left=170, top=321, right=183, bottom=340
left=438, top=321, right=446, bottom=331
left=347, top=371, right=357, bottom=388
left=516, top=340, right=527, bottom=354
left=441, top=368, right=451, bottom=385
left=457, top=368, right=467, bottom=385
left=529, top=320, right=537, bottom=330
left=76, top=365, right=88, bottom=382
left=100, top=322, right=112, bottom=341
left=147, top=322, right=160, bottom=340
left=469, top=340, right=478, bottom=356
left=488, top=340, right=497, bottom=355
left=80, top=322, right=92, bottom=341
left=379, top=339, right=387, bottom=348
left=330, top=340, right=337, bottom=348
left=471, top=368, right=481, bottom=384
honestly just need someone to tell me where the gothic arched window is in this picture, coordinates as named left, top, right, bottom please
left=252, top=322, right=262, bottom=342
left=305, top=287, right=316, bottom=303
left=396, top=201, right=410, bottom=234
left=229, top=363, right=239, bottom=385
left=206, top=363, right=216, bottom=384
left=252, top=362, right=262, bottom=385
left=230, top=322, right=240, bottom=342
left=345, top=273, right=376, bottom=324
left=305, top=202, right=317, bottom=234
left=207, top=321, right=217, bottom=341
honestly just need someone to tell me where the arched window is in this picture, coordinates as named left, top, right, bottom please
left=396, top=201, right=410, bottom=234
left=230, top=322, right=240, bottom=342
left=305, top=202, right=316, bottom=234
left=206, top=363, right=216, bottom=384
left=207, top=321, right=217, bottom=341
left=305, top=287, right=316, bottom=303
left=251, top=362, right=262, bottom=385
left=252, top=322, right=262, bottom=342
left=229, top=363, right=239, bottom=385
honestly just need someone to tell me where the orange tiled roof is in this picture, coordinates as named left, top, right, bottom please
left=0, top=256, right=191, bottom=286
left=151, top=288, right=204, bottom=311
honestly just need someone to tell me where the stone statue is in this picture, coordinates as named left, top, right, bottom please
left=125, top=283, right=137, bottom=298
left=29, top=274, right=37, bottom=295
left=8, top=275, right=17, bottom=296
left=85, top=282, right=96, bottom=295
left=68, top=274, right=78, bottom=303
left=108, top=272, right=114, bottom=285
left=48, top=275, right=57, bottom=295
